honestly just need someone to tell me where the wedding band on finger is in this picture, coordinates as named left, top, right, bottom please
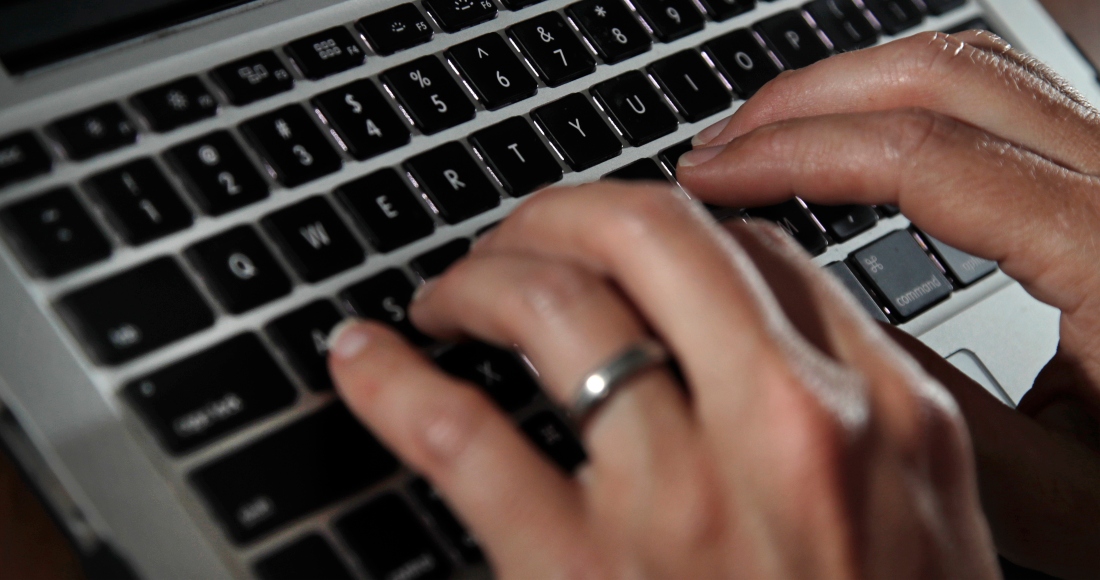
left=570, top=339, right=671, bottom=425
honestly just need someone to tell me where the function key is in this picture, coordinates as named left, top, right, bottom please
left=336, top=494, right=452, bottom=580
left=468, top=116, right=563, bottom=197
left=500, top=0, right=546, bottom=8
left=210, top=52, right=294, bottom=106
left=123, top=334, right=297, bottom=454
left=804, top=0, right=879, bottom=52
left=411, top=238, right=471, bottom=279
left=531, top=93, right=623, bottom=171
left=850, top=230, right=953, bottom=320
left=284, top=27, right=365, bottom=80
left=566, top=0, right=652, bottom=63
left=508, top=12, right=596, bottom=87
left=165, top=131, right=269, bottom=216
left=190, top=404, right=398, bottom=544
left=0, top=132, right=52, bottom=187
left=84, top=159, right=194, bottom=245
left=434, top=342, right=538, bottom=411
left=631, top=0, right=705, bottom=42
left=336, top=168, right=435, bottom=252
left=604, top=158, right=669, bottom=182
left=405, top=142, right=501, bottom=224
left=314, top=80, right=411, bottom=161
left=754, top=10, right=832, bottom=69
left=266, top=300, right=345, bottom=392
left=745, top=200, right=828, bottom=255
left=50, top=103, right=137, bottom=161
left=0, top=188, right=111, bottom=277
left=647, top=50, right=732, bottom=122
left=381, top=56, right=476, bottom=135
left=805, top=203, right=878, bottom=241
left=591, top=71, right=679, bottom=146
left=920, top=234, right=997, bottom=287
left=131, top=77, right=219, bottom=133
left=255, top=535, right=354, bottom=580
left=824, top=262, right=889, bottom=323
left=342, top=269, right=429, bottom=345
left=696, top=0, right=754, bottom=22
left=408, top=478, right=484, bottom=564
left=357, top=4, right=434, bottom=56
left=423, top=0, right=498, bottom=32
left=58, top=258, right=215, bottom=365
left=703, top=29, right=783, bottom=98
left=924, top=0, right=964, bottom=15
left=446, top=33, right=538, bottom=110
left=185, top=226, right=292, bottom=314
left=521, top=411, right=587, bottom=472
left=240, top=106, right=343, bottom=188
left=863, top=0, right=923, bottom=35
left=262, top=196, right=365, bottom=283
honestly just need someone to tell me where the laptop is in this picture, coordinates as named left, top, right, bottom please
left=0, top=0, right=1095, bottom=577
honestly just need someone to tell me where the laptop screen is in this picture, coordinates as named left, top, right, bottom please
left=0, top=0, right=261, bottom=74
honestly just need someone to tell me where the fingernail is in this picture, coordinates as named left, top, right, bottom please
left=412, top=278, right=438, bottom=303
left=678, top=145, right=723, bottom=168
left=328, top=319, right=371, bottom=360
left=692, top=116, right=731, bottom=147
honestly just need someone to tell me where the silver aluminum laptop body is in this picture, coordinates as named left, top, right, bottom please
left=0, top=0, right=1093, bottom=578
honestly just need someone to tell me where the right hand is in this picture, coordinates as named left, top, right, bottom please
left=677, top=30, right=1100, bottom=578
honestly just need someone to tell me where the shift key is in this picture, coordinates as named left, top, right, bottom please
left=850, top=230, right=953, bottom=321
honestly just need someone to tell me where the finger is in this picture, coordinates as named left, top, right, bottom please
left=693, top=31, right=1100, bottom=174
left=328, top=320, right=588, bottom=576
left=678, top=108, right=1100, bottom=315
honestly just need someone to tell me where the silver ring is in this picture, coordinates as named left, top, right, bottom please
left=571, top=339, right=670, bottom=424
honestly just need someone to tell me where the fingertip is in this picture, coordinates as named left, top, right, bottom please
left=691, top=116, right=731, bottom=147
left=328, top=318, right=373, bottom=361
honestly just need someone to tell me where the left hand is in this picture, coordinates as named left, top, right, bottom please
left=328, top=181, right=997, bottom=578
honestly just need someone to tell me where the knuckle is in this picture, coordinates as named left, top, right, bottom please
left=883, top=108, right=957, bottom=163
left=649, top=463, right=726, bottom=551
left=511, top=262, right=597, bottom=319
left=412, top=385, right=493, bottom=469
left=601, top=188, right=685, bottom=243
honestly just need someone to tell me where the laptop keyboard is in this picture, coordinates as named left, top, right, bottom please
left=0, top=0, right=998, bottom=576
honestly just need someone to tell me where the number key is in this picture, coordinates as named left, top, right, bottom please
left=631, top=0, right=705, bottom=42
left=381, top=56, right=476, bottom=135
left=508, top=12, right=595, bottom=87
left=446, top=33, right=538, bottom=110
left=240, top=106, right=343, bottom=188
left=314, top=80, right=410, bottom=161
left=696, top=0, right=754, bottom=21
left=166, top=131, right=269, bottom=216
left=85, top=159, right=193, bottom=245
left=566, top=0, right=651, bottom=63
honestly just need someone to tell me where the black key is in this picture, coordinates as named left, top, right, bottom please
left=0, top=132, right=52, bottom=187
left=50, top=103, right=138, bottom=161
left=500, top=0, right=546, bottom=9
left=210, top=52, right=294, bottom=106
left=947, top=18, right=993, bottom=35
left=314, top=80, right=411, bottom=161
left=285, top=27, right=365, bottom=80
left=409, top=478, right=484, bottom=564
left=85, top=159, right=193, bottom=245
left=131, top=77, right=219, bottom=133
left=381, top=56, right=476, bottom=135
left=342, top=269, right=429, bottom=345
left=631, top=0, right=705, bottom=42
left=755, top=11, right=832, bottom=69
left=468, top=117, right=563, bottom=196
left=124, top=334, right=297, bottom=454
left=696, top=0, right=754, bottom=22
left=924, top=0, right=964, bottom=15
left=921, top=234, right=997, bottom=287
left=336, top=169, right=435, bottom=252
left=446, top=33, right=538, bottom=110
left=0, top=188, right=111, bottom=277
left=186, top=226, right=292, bottom=314
left=863, top=0, right=923, bottom=35
left=824, top=262, right=889, bottom=323
left=745, top=200, right=828, bottom=255
left=805, top=203, right=878, bottom=241
left=521, top=411, right=587, bottom=472
left=266, top=301, right=345, bottom=392
left=703, top=29, right=783, bottom=98
left=255, top=535, right=354, bottom=580
left=59, top=258, right=215, bottom=365
left=336, top=494, right=452, bottom=580
left=592, top=71, right=678, bottom=146
left=405, top=143, right=501, bottom=224
left=434, top=342, right=538, bottom=411
left=658, top=138, right=693, bottom=178
left=240, top=106, right=343, bottom=188
left=509, top=12, right=596, bottom=87
left=191, top=404, right=398, bottom=544
left=850, top=230, right=953, bottom=320
left=423, top=0, right=497, bottom=32
left=804, top=0, right=879, bottom=52
left=877, top=204, right=900, bottom=217
left=647, top=50, right=732, bottom=122
left=263, top=196, right=365, bottom=283
left=604, top=158, right=668, bottom=182
left=411, top=238, right=471, bottom=279
left=357, top=4, right=434, bottom=56
left=166, top=131, right=269, bottom=216
left=531, top=93, right=623, bottom=171
left=566, top=0, right=651, bottom=63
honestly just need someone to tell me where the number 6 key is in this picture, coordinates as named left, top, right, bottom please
left=446, top=33, right=538, bottom=110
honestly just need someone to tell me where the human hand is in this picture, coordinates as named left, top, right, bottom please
left=329, top=181, right=997, bottom=578
left=678, top=30, right=1100, bottom=577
